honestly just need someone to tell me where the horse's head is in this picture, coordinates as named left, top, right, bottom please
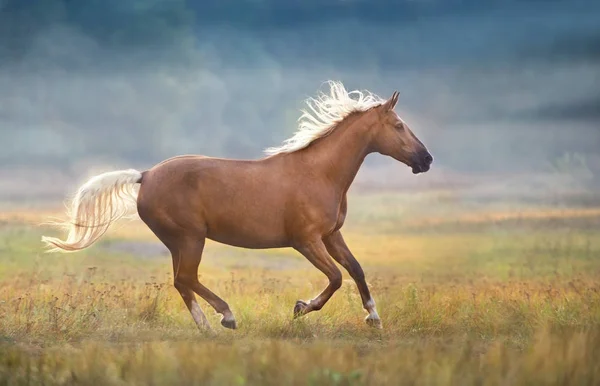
left=369, top=92, right=433, bottom=174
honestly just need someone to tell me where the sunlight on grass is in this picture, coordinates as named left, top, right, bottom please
left=1, top=199, right=599, bottom=385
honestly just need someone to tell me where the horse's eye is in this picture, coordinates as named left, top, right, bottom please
left=396, top=123, right=405, bottom=131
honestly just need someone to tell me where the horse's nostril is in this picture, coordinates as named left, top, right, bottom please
left=424, top=154, right=433, bottom=165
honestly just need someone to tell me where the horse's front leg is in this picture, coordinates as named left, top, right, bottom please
left=323, top=231, right=382, bottom=328
left=293, top=239, right=343, bottom=317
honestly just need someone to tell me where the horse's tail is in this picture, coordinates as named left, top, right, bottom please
left=41, top=169, right=144, bottom=253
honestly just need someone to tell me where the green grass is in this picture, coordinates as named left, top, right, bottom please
left=1, top=194, right=599, bottom=385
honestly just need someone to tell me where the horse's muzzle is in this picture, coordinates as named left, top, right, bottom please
left=411, top=152, right=433, bottom=174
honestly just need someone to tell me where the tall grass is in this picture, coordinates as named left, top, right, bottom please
left=1, top=328, right=599, bottom=385
left=0, top=201, right=599, bottom=385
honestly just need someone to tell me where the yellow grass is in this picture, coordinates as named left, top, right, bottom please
left=405, top=207, right=600, bottom=227
left=1, top=198, right=599, bottom=385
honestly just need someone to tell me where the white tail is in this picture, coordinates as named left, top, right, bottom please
left=41, top=169, right=143, bottom=253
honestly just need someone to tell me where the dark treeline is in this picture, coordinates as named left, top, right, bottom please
left=0, top=0, right=599, bottom=173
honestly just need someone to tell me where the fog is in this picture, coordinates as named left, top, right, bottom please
left=1, top=0, right=599, bottom=203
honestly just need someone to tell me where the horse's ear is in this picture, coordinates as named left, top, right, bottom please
left=383, top=91, right=399, bottom=111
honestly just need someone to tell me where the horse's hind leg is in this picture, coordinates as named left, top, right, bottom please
left=170, top=248, right=213, bottom=332
left=172, top=237, right=237, bottom=330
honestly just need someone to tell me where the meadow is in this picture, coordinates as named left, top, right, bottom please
left=0, top=189, right=599, bottom=385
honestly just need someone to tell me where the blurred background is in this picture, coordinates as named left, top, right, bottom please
left=0, top=0, right=599, bottom=206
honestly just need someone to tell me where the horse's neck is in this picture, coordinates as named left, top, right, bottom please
left=300, top=113, right=373, bottom=194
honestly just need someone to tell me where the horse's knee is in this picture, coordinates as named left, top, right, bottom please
left=174, top=275, right=196, bottom=290
left=343, top=258, right=365, bottom=282
left=173, top=279, right=185, bottom=291
left=330, top=271, right=343, bottom=291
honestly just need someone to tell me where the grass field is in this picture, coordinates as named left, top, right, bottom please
left=1, top=191, right=599, bottom=385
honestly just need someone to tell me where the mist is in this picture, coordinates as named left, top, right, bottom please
left=1, top=0, right=599, bottom=203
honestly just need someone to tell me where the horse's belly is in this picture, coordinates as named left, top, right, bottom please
left=205, top=215, right=289, bottom=249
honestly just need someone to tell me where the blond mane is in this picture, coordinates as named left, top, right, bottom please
left=264, top=80, right=386, bottom=156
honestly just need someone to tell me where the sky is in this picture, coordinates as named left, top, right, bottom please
left=0, top=0, right=599, bottom=176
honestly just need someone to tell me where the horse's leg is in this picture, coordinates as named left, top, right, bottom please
left=293, top=239, right=343, bottom=317
left=170, top=246, right=213, bottom=332
left=323, top=231, right=382, bottom=328
left=174, top=237, right=237, bottom=330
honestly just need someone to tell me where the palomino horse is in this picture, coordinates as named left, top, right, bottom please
left=42, top=81, right=433, bottom=332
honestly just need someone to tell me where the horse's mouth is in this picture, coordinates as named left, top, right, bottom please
left=411, top=164, right=430, bottom=174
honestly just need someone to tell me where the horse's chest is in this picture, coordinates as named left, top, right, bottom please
left=288, top=190, right=347, bottom=237
left=333, top=196, right=348, bottom=232
left=311, top=193, right=348, bottom=233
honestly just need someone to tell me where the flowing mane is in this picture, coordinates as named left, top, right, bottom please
left=264, top=80, right=386, bottom=156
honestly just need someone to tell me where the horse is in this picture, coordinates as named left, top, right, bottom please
left=41, top=80, right=433, bottom=332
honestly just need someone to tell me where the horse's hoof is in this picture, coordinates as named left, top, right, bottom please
left=365, top=315, right=382, bottom=329
left=293, top=300, right=309, bottom=318
left=221, top=316, right=237, bottom=330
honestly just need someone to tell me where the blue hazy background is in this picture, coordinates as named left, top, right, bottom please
left=0, top=0, right=599, bottom=199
